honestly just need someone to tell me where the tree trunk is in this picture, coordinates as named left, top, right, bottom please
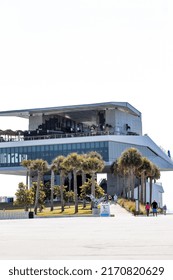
left=82, top=172, right=86, bottom=208
left=60, top=173, right=64, bottom=212
left=25, top=171, right=29, bottom=211
left=73, top=170, right=78, bottom=213
left=122, top=176, right=126, bottom=198
left=34, top=171, right=41, bottom=215
left=91, top=172, right=95, bottom=197
left=68, top=172, right=72, bottom=191
left=28, top=169, right=32, bottom=189
left=141, top=172, right=144, bottom=203
left=26, top=169, right=32, bottom=189
left=144, top=178, right=146, bottom=204
left=149, top=177, right=153, bottom=204
left=82, top=172, right=86, bottom=185
left=26, top=171, right=29, bottom=190
left=127, top=175, right=131, bottom=199
left=50, top=169, right=55, bottom=211
left=91, top=172, right=96, bottom=209
left=131, top=170, right=134, bottom=200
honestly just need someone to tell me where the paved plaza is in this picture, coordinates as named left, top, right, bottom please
left=0, top=204, right=173, bottom=260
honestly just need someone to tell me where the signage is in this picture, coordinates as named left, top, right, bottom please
left=100, top=203, right=110, bottom=217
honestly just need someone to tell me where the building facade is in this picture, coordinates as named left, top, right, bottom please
left=0, top=102, right=172, bottom=201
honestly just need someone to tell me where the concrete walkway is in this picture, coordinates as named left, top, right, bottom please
left=110, top=202, right=131, bottom=217
left=0, top=204, right=173, bottom=260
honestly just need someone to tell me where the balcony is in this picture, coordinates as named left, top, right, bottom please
left=0, top=125, right=140, bottom=143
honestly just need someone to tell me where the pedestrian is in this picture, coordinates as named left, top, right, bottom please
left=145, top=202, right=150, bottom=216
left=151, top=200, right=158, bottom=216
left=113, top=194, right=117, bottom=204
left=162, top=204, right=167, bottom=215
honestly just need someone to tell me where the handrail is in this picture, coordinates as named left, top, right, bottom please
left=0, top=130, right=139, bottom=142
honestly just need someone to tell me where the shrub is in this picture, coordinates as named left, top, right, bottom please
left=117, top=197, right=147, bottom=215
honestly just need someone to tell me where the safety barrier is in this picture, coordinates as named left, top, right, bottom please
left=0, top=211, right=29, bottom=220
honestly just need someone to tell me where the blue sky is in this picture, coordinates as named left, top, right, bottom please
left=0, top=0, right=173, bottom=209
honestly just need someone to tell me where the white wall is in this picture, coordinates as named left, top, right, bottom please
left=134, top=182, right=164, bottom=207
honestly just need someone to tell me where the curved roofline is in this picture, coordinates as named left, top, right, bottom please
left=0, top=102, right=141, bottom=118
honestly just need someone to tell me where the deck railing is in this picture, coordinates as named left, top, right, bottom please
left=0, top=130, right=139, bottom=143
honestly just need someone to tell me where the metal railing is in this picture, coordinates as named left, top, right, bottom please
left=0, top=130, right=140, bottom=142
left=0, top=211, right=29, bottom=220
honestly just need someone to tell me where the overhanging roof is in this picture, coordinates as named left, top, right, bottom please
left=0, top=102, right=141, bottom=119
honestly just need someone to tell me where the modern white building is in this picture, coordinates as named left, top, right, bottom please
left=134, top=183, right=164, bottom=207
left=0, top=102, right=172, bottom=202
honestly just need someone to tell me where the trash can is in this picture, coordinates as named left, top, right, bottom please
left=92, top=208, right=100, bottom=215
left=28, top=211, right=34, bottom=219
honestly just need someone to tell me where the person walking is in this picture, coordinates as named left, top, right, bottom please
left=113, top=194, right=118, bottom=204
left=162, top=204, right=167, bottom=215
left=151, top=200, right=158, bottom=216
left=145, top=202, right=150, bottom=216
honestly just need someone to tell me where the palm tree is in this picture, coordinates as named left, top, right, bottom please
left=62, top=153, right=83, bottom=213
left=118, top=147, right=143, bottom=200
left=136, top=157, right=151, bottom=203
left=147, top=163, right=160, bottom=204
left=111, top=159, right=127, bottom=198
left=21, top=159, right=34, bottom=211
left=50, top=162, right=57, bottom=211
left=79, top=154, right=88, bottom=208
left=87, top=151, right=103, bottom=161
left=31, top=159, right=49, bottom=215
left=52, top=155, right=66, bottom=212
left=85, top=151, right=104, bottom=200
left=21, top=159, right=33, bottom=190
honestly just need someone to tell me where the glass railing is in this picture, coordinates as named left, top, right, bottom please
left=0, top=130, right=140, bottom=143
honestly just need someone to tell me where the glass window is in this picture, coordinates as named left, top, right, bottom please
left=28, top=146, right=32, bottom=152
left=23, top=147, right=27, bottom=153
left=32, top=146, right=36, bottom=152
left=67, top=144, right=71, bottom=150
left=58, top=144, right=62, bottom=151
left=50, top=145, right=54, bottom=151
left=72, top=143, right=76, bottom=149
left=6, top=148, right=10, bottom=154
left=90, top=142, right=94, bottom=148
left=41, top=146, right=45, bottom=152
left=63, top=144, right=67, bottom=150
left=104, top=142, right=108, bottom=147
left=36, top=146, right=41, bottom=152
left=100, top=142, right=104, bottom=148
left=76, top=143, right=80, bottom=149
left=86, top=143, right=90, bottom=149
left=95, top=142, right=99, bottom=148
left=45, top=145, right=49, bottom=151
left=81, top=143, right=85, bottom=149
left=15, top=153, right=19, bottom=163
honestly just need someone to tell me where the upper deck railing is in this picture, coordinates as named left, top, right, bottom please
left=0, top=129, right=139, bottom=143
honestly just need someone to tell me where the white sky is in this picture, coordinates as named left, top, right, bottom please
left=0, top=0, right=173, bottom=209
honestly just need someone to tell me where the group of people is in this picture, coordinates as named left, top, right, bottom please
left=145, top=200, right=167, bottom=216
left=104, top=193, right=167, bottom=217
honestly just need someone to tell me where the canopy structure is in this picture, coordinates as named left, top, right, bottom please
left=0, top=102, right=141, bottom=119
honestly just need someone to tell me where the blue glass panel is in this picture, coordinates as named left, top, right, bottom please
left=81, top=143, right=85, bottom=149
left=86, top=143, right=90, bottom=148
left=90, top=142, right=94, bottom=148
left=58, top=144, right=62, bottom=151
left=76, top=143, right=80, bottom=149
left=72, top=143, right=76, bottom=149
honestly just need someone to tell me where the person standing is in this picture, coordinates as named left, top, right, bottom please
left=162, top=204, right=167, bottom=215
left=151, top=200, right=158, bottom=216
left=113, top=194, right=117, bottom=204
left=145, top=202, right=150, bottom=216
